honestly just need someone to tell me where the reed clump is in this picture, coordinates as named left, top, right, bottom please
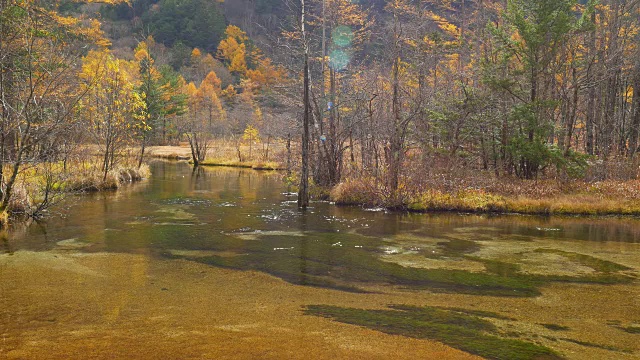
left=65, top=163, right=150, bottom=192
left=3, top=159, right=150, bottom=219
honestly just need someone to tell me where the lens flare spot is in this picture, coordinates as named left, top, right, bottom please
left=329, top=49, right=350, bottom=71
left=332, top=26, right=353, bottom=48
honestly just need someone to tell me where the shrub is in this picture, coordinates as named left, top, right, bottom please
left=331, top=178, right=381, bottom=206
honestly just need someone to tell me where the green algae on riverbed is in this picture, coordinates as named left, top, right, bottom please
left=621, top=326, right=640, bottom=334
left=466, top=254, right=634, bottom=285
left=164, top=231, right=635, bottom=297
left=533, top=249, right=633, bottom=273
left=540, top=324, right=570, bottom=331
left=163, top=233, right=541, bottom=296
left=304, top=304, right=562, bottom=360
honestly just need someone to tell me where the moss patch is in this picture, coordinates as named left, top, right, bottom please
left=620, top=326, right=640, bottom=334
left=533, top=249, right=632, bottom=273
left=304, top=304, right=562, bottom=360
left=558, top=338, right=630, bottom=353
left=540, top=324, right=570, bottom=331
left=436, top=307, right=517, bottom=321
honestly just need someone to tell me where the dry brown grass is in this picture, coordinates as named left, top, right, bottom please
left=331, top=176, right=640, bottom=215
left=330, top=177, right=385, bottom=207
left=146, top=145, right=192, bottom=160
left=147, top=139, right=288, bottom=170
left=63, top=161, right=150, bottom=192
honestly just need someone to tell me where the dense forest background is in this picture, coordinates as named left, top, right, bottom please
left=100, top=0, right=640, bottom=180
left=1, top=0, right=640, bottom=216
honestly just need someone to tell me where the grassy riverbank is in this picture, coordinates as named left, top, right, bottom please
left=330, top=176, right=640, bottom=216
left=5, top=159, right=149, bottom=218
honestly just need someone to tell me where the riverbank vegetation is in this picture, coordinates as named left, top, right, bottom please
left=330, top=170, right=640, bottom=215
left=3, top=156, right=149, bottom=219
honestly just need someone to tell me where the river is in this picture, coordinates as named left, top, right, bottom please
left=1, top=161, right=639, bottom=359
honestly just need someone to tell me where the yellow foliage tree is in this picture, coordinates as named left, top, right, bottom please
left=242, top=124, right=260, bottom=159
left=221, top=84, right=238, bottom=103
left=229, top=46, right=248, bottom=75
left=79, top=49, right=146, bottom=181
left=197, top=71, right=226, bottom=127
left=191, top=48, right=202, bottom=62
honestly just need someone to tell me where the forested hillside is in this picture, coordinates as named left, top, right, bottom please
left=1, top=0, right=640, bottom=219
left=96, top=0, right=640, bottom=179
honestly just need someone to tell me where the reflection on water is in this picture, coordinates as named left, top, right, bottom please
left=3, top=161, right=640, bottom=359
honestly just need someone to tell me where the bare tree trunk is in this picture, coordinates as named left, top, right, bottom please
left=585, top=10, right=596, bottom=155
left=103, top=130, right=112, bottom=182
left=387, top=7, right=403, bottom=195
left=563, top=67, right=579, bottom=155
left=630, top=66, right=640, bottom=156
left=138, top=131, right=147, bottom=169
left=187, top=133, right=200, bottom=167
left=286, top=132, right=292, bottom=176
left=328, top=68, right=339, bottom=185
left=601, top=1, right=621, bottom=159
left=298, top=0, right=310, bottom=209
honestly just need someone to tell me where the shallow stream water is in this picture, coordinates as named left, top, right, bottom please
left=1, top=161, right=639, bottom=359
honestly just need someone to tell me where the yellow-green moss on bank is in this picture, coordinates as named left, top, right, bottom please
left=330, top=178, right=640, bottom=216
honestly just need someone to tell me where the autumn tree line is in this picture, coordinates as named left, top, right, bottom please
left=276, top=0, right=640, bottom=206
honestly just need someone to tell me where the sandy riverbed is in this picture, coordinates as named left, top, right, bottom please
left=1, top=250, right=638, bottom=359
